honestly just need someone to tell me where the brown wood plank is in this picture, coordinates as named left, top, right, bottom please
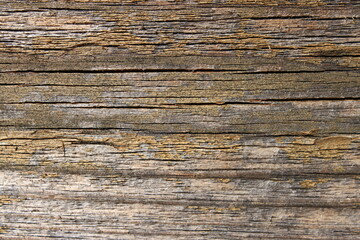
left=0, top=1, right=359, bottom=239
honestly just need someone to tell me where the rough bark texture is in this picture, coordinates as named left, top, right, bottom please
left=0, top=0, right=359, bottom=239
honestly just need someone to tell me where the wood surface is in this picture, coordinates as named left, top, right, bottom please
left=0, top=0, right=359, bottom=239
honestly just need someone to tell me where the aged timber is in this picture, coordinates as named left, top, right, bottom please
left=0, top=0, right=359, bottom=239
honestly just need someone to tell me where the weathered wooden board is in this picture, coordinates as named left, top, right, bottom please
left=0, top=0, right=359, bottom=239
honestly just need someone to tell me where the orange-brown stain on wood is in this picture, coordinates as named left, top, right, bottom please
left=283, top=136, right=356, bottom=163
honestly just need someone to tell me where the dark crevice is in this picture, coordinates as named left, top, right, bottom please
left=305, top=54, right=360, bottom=58
left=1, top=98, right=356, bottom=107
left=2, top=102, right=169, bottom=109
left=0, top=28, right=93, bottom=32
left=0, top=83, right=136, bottom=87
left=59, top=106, right=177, bottom=109
left=0, top=69, right=352, bottom=74
left=61, top=102, right=269, bottom=108
left=242, top=16, right=360, bottom=20
left=262, top=97, right=360, bottom=102
left=8, top=128, right=321, bottom=136
left=2, top=164, right=359, bottom=181
left=164, top=101, right=269, bottom=106
left=38, top=7, right=97, bottom=12
left=128, top=15, right=358, bottom=21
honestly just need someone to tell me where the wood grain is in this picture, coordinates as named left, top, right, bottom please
left=0, top=0, right=359, bottom=239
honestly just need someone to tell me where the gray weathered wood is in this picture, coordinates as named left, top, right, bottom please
left=0, top=0, right=359, bottom=239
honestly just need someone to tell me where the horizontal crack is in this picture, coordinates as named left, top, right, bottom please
left=1, top=164, right=359, bottom=180
left=0, top=69, right=352, bottom=74
left=14, top=193, right=359, bottom=209
left=262, top=97, right=360, bottom=102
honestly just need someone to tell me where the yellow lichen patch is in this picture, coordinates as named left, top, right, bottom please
left=0, top=130, right=77, bottom=166
left=110, top=178, right=127, bottom=184
left=299, top=178, right=330, bottom=188
left=165, top=178, right=178, bottom=181
left=61, top=160, right=105, bottom=171
left=0, top=226, right=8, bottom=233
left=0, top=130, right=240, bottom=177
left=300, top=180, right=317, bottom=188
left=97, top=11, right=156, bottom=55
left=41, top=173, right=60, bottom=178
left=106, top=133, right=242, bottom=162
left=105, top=175, right=121, bottom=178
left=101, top=175, right=127, bottom=183
left=217, top=178, right=231, bottom=183
left=316, top=178, right=330, bottom=184
left=63, top=7, right=274, bottom=56
left=0, top=195, right=22, bottom=206
left=284, top=136, right=355, bottom=162
left=295, top=44, right=360, bottom=67
left=315, top=137, right=353, bottom=150
left=333, top=166, right=346, bottom=173
left=303, top=44, right=360, bottom=57
left=297, top=0, right=325, bottom=6
left=0, top=130, right=110, bottom=177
